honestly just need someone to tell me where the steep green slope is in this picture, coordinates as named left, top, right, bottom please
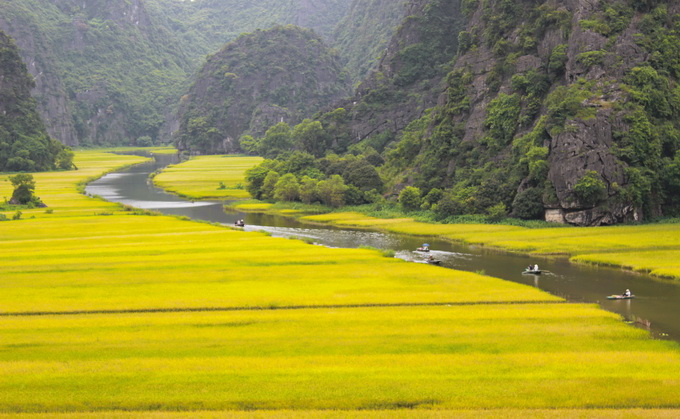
left=162, top=0, right=351, bottom=63
left=244, top=0, right=680, bottom=226
left=0, top=0, right=353, bottom=147
left=332, top=0, right=409, bottom=83
left=175, top=25, right=351, bottom=155
left=248, top=0, right=464, bottom=156
left=382, top=0, right=680, bottom=225
left=0, top=0, right=193, bottom=146
left=0, top=30, right=69, bottom=172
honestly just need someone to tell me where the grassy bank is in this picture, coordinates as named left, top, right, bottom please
left=1, top=151, right=679, bottom=416
left=1, top=150, right=150, bottom=219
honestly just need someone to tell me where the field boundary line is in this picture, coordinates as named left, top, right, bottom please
left=1, top=300, right=566, bottom=317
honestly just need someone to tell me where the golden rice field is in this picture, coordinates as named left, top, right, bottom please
left=1, top=150, right=679, bottom=416
left=3, top=411, right=680, bottom=419
left=153, top=155, right=262, bottom=200
left=1, top=150, right=149, bottom=219
left=1, top=305, right=680, bottom=413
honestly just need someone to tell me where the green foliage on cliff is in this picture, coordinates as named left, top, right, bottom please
left=0, top=0, right=193, bottom=145
left=0, top=31, right=70, bottom=172
left=176, top=25, right=350, bottom=154
left=377, top=0, right=680, bottom=222
left=617, top=3, right=680, bottom=215
left=0, top=0, right=353, bottom=146
left=331, top=0, right=406, bottom=83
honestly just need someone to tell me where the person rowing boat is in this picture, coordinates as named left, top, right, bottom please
left=607, top=289, right=635, bottom=300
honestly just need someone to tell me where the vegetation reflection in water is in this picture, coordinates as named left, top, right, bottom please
left=1, top=150, right=679, bottom=415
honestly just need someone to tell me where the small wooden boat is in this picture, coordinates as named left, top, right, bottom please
left=522, top=269, right=542, bottom=275
left=416, top=247, right=430, bottom=252
left=607, top=294, right=635, bottom=300
left=234, top=221, right=245, bottom=227
left=427, top=259, right=441, bottom=265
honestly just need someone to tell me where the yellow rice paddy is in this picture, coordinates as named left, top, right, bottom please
left=1, top=150, right=679, bottom=416
left=153, top=155, right=262, bottom=199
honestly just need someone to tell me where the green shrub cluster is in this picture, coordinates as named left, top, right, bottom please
left=245, top=151, right=384, bottom=208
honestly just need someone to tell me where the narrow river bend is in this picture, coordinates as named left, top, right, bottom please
left=86, top=153, right=680, bottom=342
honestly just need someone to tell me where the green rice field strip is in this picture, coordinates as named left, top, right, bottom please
left=1, top=151, right=679, bottom=416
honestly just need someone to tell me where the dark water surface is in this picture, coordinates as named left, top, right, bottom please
left=86, top=153, right=680, bottom=342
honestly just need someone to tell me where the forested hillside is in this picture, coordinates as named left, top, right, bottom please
left=245, top=0, right=680, bottom=225
left=0, top=30, right=71, bottom=172
left=4, top=0, right=677, bottom=225
left=161, top=0, right=351, bottom=62
left=0, top=0, right=354, bottom=147
left=382, top=0, right=680, bottom=225
left=332, top=0, right=408, bottom=83
left=0, top=0, right=193, bottom=146
left=175, top=25, right=351, bottom=155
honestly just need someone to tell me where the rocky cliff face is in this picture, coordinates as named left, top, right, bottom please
left=375, top=0, right=680, bottom=225
left=331, top=0, right=407, bottom=83
left=0, top=0, right=193, bottom=146
left=0, top=30, right=68, bottom=172
left=324, top=0, right=464, bottom=151
left=0, top=0, right=353, bottom=147
left=175, top=25, right=351, bottom=154
left=0, top=3, right=77, bottom=146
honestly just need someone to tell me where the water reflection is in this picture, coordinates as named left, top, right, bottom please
left=86, top=153, right=680, bottom=342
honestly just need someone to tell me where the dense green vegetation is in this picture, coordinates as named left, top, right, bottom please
left=245, top=148, right=385, bottom=208
left=176, top=26, right=350, bottom=154
left=249, top=0, right=680, bottom=224
left=379, top=0, right=680, bottom=220
left=239, top=0, right=465, bottom=211
left=7, top=173, right=41, bottom=206
left=0, top=0, right=354, bottom=146
left=331, top=0, right=408, bottom=83
left=0, top=30, right=71, bottom=172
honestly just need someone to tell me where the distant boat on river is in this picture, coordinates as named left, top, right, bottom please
left=416, top=243, right=430, bottom=252
left=607, top=294, right=635, bottom=300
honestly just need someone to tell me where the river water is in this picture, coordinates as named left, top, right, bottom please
left=86, top=153, right=680, bottom=341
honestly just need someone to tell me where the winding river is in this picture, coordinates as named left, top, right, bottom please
left=86, top=153, right=680, bottom=342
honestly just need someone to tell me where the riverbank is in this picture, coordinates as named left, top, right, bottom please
left=225, top=201, right=680, bottom=281
left=4, top=150, right=676, bottom=415
left=149, top=153, right=680, bottom=278
left=151, top=153, right=680, bottom=283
